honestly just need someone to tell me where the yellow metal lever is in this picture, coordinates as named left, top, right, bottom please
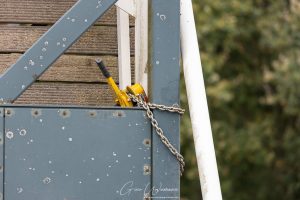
left=96, top=59, right=148, bottom=107
left=96, top=59, right=132, bottom=107
left=107, top=77, right=133, bottom=107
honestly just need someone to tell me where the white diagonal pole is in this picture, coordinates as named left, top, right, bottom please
left=180, top=0, right=223, bottom=199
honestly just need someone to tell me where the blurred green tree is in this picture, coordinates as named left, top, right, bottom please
left=180, top=0, right=300, bottom=199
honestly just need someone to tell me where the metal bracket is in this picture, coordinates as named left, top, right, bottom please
left=0, top=0, right=118, bottom=104
left=0, top=108, right=3, bottom=200
left=150, top=0, right=181, bottom=198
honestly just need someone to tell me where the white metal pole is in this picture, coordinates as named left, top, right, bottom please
left=135, top=0, right=148, bottom=93
left=117, top=8, right=131, bottom=90
left=180, top=0, right=223, bottom=199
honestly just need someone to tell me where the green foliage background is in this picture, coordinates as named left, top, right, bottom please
left=180, top=0, right=300, bottom=199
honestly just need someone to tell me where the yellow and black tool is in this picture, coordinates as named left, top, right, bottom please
left=96, top=59, right=148, bottom=107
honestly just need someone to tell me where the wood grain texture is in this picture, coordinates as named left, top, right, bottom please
left=0, top=54, right=135, bottom=83
left=0, top=1, right=121, bottom=25
left=15, top=82, right=115, bottom=106
left=0, top=0, right=137, bottom=106
left=0, top=25, right=135, bottom=55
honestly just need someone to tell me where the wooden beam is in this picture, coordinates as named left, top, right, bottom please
left=0, top=1, right=119, bottom=25
left=0, top=54, right=135, bottom=83
left=15, top=82, right=115, bottom=106
left=0, top=25, right=135, bottom=55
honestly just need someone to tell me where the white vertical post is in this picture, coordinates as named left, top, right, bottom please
left=117, top=8, right=132, bottom=90
left=180, top=0, right=223, bottom=200
left=135, top=0, right=148, bottom=93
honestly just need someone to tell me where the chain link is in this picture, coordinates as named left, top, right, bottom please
left=128, top=93, right=185, bottom=175
left=148, top=103, right=185, bottom=115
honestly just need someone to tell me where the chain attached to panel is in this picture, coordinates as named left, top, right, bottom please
left=96, top=59, right=185, bottom=175
left=128, top=93, right=185, bottom=175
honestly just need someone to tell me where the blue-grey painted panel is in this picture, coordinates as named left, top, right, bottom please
left=4, top=108, right=151, bottom=199
left=0, top=0, right=117, bottom=103
left=0, top=108, right=3, bottom=200
left=150, top=0, right=181, bottom=199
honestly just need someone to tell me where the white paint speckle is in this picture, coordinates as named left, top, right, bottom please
left=128, top=154, right=132, bottom=158
left=65, top=174, right=69, bottom=177
left=91, top=157, right=95, bottom=161
left=84, top=19, right=88, bottom=22
left=96, top=178, right=100, bottom=182
left=68, top=138, right=73, bottom=142
left=115, top=160, right=119, bottom=163
left=57, top=42, right=61, bottom=46
left=6, top=131, right=14, bottom=139
left=71, top=19, right=76, bottom=22
left=51, top=171, right=55, bottom=174
left=156, top=61, right=160, bottom=65
left=29, top=60, right=35, bottom=66
left=44, top=41, right=49, bottom=46
left=96, top=0, right=103, bottom=8
left=42, top=48, right=47, bottom=52
left=62, top=37, right=67, bottom=42
left=42, top=177, right=51, bottom=184
left=106, top=174, right=109, bottom=177
left=48, top=160, right=52, bottom=164
left=19, top=129, right=27, bottom=136
left=78, top=181, right=82, bottom=184
left=113, top=152, right=117, bottom=156
left=39, top=119, right=43, bottom=122
left=17, top=187, right=23, bottom=194
left=160, top=14, right=167, bottom=21
left=61, top=126, right=65, bottom=130
left=21, top=85, right=25, bottom=89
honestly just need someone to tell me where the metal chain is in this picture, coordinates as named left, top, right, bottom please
left=148, top=103, right=185, bottom=115
left=128, top=93, right=185, bottom=175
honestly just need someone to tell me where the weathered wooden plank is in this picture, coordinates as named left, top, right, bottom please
left=0, top=1, right=121, bottom=26
left=0, top=54, right=134, bottom=83
left=0, top=25, right=135, bottom=55
left=15, top=82, right=115, bottom=106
